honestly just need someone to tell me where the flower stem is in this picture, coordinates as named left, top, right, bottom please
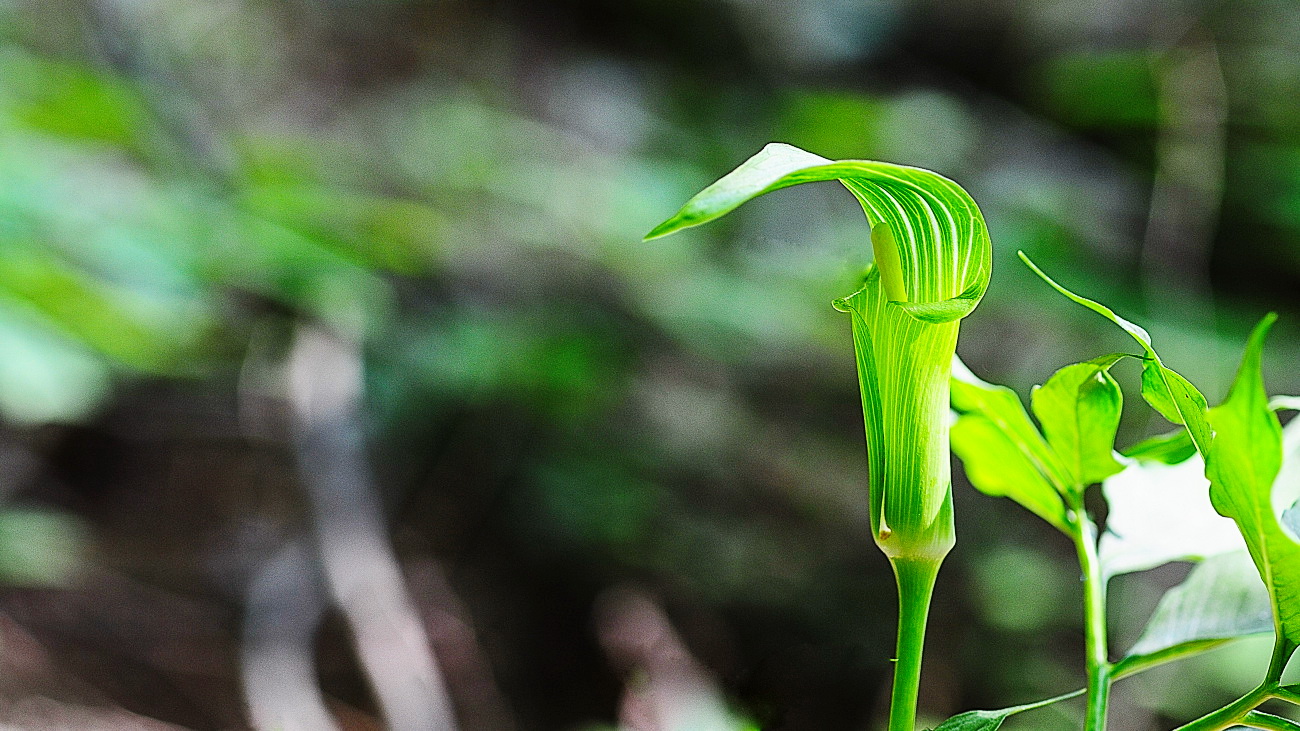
left=887, top=557, right=942, bottom=731
left=1068, top=495, right=1111, bottom=731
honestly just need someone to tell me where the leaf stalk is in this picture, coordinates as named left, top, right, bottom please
left=1272, top=686, right=1300, bottom=706
left=1174, top=636, right=1297, bottom=731
left=1173, top=683, right=1274, bottom=731
left=1265, top=636, right=1297, bottom=684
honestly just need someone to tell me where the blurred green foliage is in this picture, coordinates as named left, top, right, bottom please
left=0, top=0, right=1298, bottom=728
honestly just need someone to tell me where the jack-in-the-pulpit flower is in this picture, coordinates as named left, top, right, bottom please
left=646, top=143, right=991, bottom=731
left=647, top=142, right=991, bottom=562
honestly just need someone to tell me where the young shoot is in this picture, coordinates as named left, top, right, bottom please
left=943, top=253, right=1300, bottom=730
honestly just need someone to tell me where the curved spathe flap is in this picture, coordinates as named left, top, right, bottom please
left=645, top=143, right=992, bottom=324
left=896, top=275, right=988, bottom=324
left=833, top=266, right=988, bottom=325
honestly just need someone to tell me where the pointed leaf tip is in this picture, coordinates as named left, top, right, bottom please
left=1250, top=312, right=1279, bottom=354
left=642, top=220, right=676, bottom=241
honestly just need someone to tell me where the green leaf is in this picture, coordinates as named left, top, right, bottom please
left=647, top=143, right=993, bottom=559
left=1099, top=454, right=1245, bottom=579
left=1018, top=252, right=1213, bottom=456
left=951, top=359, right=1069, bottom=531
left=1113, top=551, right=1272, bottom=678
left=1030, top=354, right=1126, bottom=491
left=929, top=689, right=1083, bottom=730
left=1108, top=340, right=1300, bottom=673
left=1020, top=255, right=1300, bottom=653
left=1140, top=360, right=1211, bottom=443
left=1102, top=411, right=1300, bottom=581
left=1139, top=360, right=1182, bottom=423
left=1122, top=428, right=1196, bottom=465
left=952, top=414, right=1069, bottom=532
left=1204, top=314, right=1300, bottom=646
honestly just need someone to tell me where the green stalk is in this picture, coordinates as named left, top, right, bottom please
left=1175, top=636, right=1297, bottom=731
left=1241, top=711, right=1300, bottom=731
left=1067, top=495, right=1111, bottom=731
left=1265, top=636, right=1298, bottom=685
left=1174, top=683, right=1273, bottom=731
left=1272, top=686, right=1300, bottom=706
left=888, top=557, right=942, bottom=731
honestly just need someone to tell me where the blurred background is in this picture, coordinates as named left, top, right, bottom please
left=1, top=0, right=1299, bottom=729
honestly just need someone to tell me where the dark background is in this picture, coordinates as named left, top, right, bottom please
left=1, top=0, right=1299, bottom=729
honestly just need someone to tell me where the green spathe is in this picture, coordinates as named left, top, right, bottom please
left=835, top=270, right=961, bottom=558
left=647, top=143, right=991, bottom=560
